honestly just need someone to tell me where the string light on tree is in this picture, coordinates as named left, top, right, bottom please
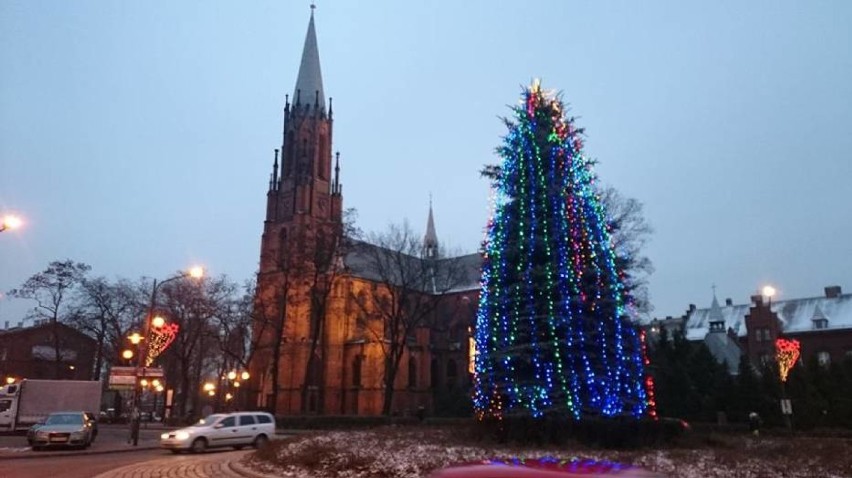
left=473, top=81, right=654, bottom=421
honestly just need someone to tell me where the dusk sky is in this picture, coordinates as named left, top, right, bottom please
left=1, top=1, right=851, bottom=324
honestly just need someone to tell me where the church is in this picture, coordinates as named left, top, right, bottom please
left=247, top=8, right=481, bottom=416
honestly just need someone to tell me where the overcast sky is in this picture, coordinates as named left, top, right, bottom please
left=2, top=1, right=851, bottom=324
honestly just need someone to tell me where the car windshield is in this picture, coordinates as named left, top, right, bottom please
left=45, top=413, right=83, bottom=426
left=192, top=414, right=225, bottom=427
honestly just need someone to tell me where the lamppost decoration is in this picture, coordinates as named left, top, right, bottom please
left=145, top=322, right=180, bottom=366
left=776, top=338, right=801, bottom=383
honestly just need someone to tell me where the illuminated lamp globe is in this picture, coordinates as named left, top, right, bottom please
left=151, top=316, right=166, bottom=328
left=240, top=371, right=250, bottom=381
left=227, top=371, right=237, bottom=381
left=152, top=379, right=161, bottom=388
left=207, top=390, right=215, bottom=397
left=128, top=333, right=143, bottom=345
left=5, top=377, right=15, bottom=385
left=156, top=385, right=164, bottom=392
left=189, top=266, right=205, bottom=279
left=122, top=350, right=134, bottom=360
left=233, top=381, right=240, bottom=388
left=225, top=393, right=233, bottom=401
left=762, top=285, right=776, bottom=299
left=140, top=379, right=149, bottom=387
left=2, top=215, right=23, bottom=231
left=203, top=382, right=215, bottom=392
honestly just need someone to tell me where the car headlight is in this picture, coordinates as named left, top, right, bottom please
left=160, top=432, right=170, bottom=440
left=175, top=431, right=190, bottom=441
left=36, top=431, right=48, bottom=438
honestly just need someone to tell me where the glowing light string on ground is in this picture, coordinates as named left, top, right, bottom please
left=146, top=323, right=180, bottom=366
left=775, top=338, right=801, bottom=382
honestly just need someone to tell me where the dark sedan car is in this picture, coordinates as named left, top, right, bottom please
left=27, top=411, right=97, bottom=450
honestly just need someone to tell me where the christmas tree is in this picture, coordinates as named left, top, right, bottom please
left=473, top=81, right=655, bottom=422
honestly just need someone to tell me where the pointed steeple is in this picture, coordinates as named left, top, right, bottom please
left=708, top=291, right=725, bottom=332
left=293, top=5, right=325, bottom=111
left=423, top=196, right=439, bottom=259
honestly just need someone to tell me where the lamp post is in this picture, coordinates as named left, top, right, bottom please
left=129, top=266, right=204, bottom=446
left=224, top=369, right=250, bottom=411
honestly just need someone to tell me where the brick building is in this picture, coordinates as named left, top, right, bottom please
left=248, top=9, right=479, bottom=416
left=0, top=321, right=96, bottom=381
left=649, top=285, right=852, bottom=372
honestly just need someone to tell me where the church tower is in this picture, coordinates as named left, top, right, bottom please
left=252, top=6, right=343, bottom=415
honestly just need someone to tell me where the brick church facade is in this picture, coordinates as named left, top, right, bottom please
left=248, top=9, right=480, bottom=416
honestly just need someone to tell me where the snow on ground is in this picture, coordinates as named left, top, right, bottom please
left=244, top=426, right=852, bottom=478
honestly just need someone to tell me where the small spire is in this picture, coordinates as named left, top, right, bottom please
left=423, top=197, right=439, bottom=259
left=333, top=151, right=341, bottom=194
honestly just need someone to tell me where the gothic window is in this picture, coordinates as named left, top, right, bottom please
left=430, top=358, right=438, bottom=389
left=306, top=353, right=322, bottom=386
left=408, top=357, right=417, bottom=388
left=817, top=351, right=831, bottom=367
left=352, top=356, right=362, bottom=387
left=318, top=134, right=328, bottom=180
left=446, top=359, right=458, bottom=389
left=278, top=228, right=289, bottom=266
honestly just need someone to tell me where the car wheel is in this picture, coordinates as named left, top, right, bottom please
left=233, top=445, right=245, bottom=450
left=252, top=434, right=269, bottom=449
left=170, top=449, right=182, bottom=454
left=190, top=437, right=207, bottom=454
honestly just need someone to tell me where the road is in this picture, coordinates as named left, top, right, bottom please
left=0, top=449, right=260, bottom=478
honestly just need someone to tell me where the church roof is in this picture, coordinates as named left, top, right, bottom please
left=684, top=290, right=852, bottom=340
left=343, top=240, right=481, bottom=294
left=293, top=8, right=325, bottom=111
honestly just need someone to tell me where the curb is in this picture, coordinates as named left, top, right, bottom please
left=0, top=443, right=160, bottom=461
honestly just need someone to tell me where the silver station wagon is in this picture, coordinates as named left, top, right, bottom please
left=160, top=411, right=275, bottom=453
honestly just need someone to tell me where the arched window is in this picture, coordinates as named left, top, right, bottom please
left=278, top=228, right=289, bottom=265
left=408, top=357, right=417, bottom=388
left=446, top=359, right=458, bottom=389
left=352, top=356, right=362, bottom=387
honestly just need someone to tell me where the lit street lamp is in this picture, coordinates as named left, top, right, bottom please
left=0, top=214, right=23, bottom=232
left=129, top=266, right=204, bottom=446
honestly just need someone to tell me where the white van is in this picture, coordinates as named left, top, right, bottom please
left=160, top=411, right=275, bottom=453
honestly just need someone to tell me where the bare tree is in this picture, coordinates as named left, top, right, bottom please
left=70, top=277, right=143, bottom=380
left=599, top=185, right=655, bottom=316
left=9, top=259, right=91, bottom=379
left=352, top=221, right=467, bottom=415
left=157, top=275, right=233, bottom=419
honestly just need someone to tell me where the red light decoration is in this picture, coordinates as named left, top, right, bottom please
left=146, top=323, right=179, bottom=366
left=775, top=338, right=801, bottom=383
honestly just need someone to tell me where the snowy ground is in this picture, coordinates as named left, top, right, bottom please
left=243, top=426, right=852, bottom=477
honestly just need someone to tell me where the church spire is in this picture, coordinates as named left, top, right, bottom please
left=293, top=4, right=325, bottom=112
left=423, top=196, right=439, bottom=259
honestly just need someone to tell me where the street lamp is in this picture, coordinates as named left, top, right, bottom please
left=0, top=214, right=22, bottom=233
left=129, top=266, right=204, bottom=446
left=762, top=285, right=776, bottom=306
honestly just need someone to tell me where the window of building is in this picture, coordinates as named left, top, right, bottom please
left=759, top=353, right=773, bottom=366
left=446, top=359, right=458, bottom=389
left=408, top=357, right=417, bottom=388
left=352, top=356, right=362, bottom=387
left=817, top=351, right=831, bottom=367
left=754, top=327, right=771, bottom=342
left=430, top=358, right=438, bottom=389
left=813, top=319, right=829, bottom=330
